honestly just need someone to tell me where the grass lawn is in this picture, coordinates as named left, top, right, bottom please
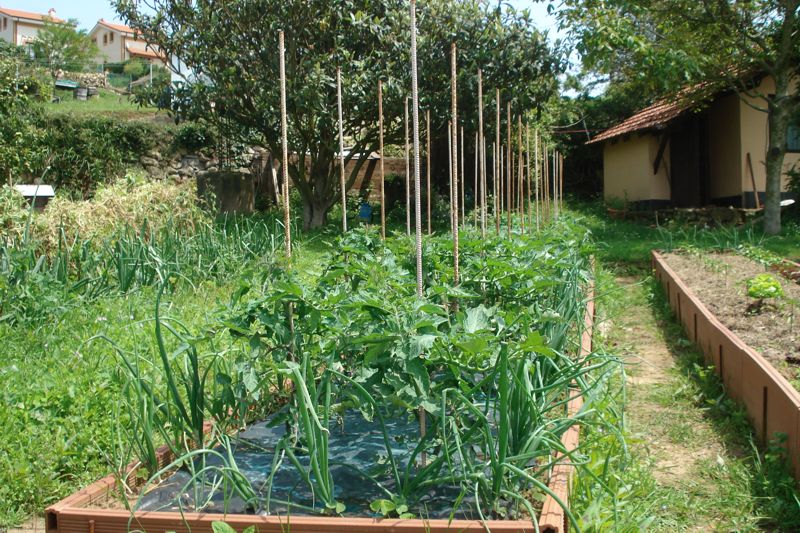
left=46, top=88, right=160, bottom=117
left=568, top=201, right=800, bottom=266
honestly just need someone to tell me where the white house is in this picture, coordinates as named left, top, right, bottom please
left=0, top=6, right=61, bottom=46
left=88, top=19, right=165, bottom=66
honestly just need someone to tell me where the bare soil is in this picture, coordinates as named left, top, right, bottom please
left=662, top=251, right=800, bottom=387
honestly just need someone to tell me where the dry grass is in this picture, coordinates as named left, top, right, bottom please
left=13, top=178, right=209, bottom=248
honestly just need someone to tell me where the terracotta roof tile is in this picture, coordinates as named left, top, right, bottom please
left=589, top=82, right=719, bottom=144
left=97, top=18, right=135, bottom=34
left=0, top=7, right=63, bottom=23
left=125, top=40, right=163, bottom=60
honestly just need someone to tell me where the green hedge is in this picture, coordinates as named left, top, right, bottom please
left=39, top=115, right=161, bottom=196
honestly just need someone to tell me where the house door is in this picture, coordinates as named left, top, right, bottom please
left=670, top=116, right=708, bottom=207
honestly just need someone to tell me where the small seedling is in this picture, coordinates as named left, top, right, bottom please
left=746, top=273, right=784, bottom=314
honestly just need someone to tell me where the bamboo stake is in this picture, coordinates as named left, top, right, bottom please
left=526, top=123, right=532, bottom=230
left=495, top=89, right=500, bottom=235
left=482, top=135, right=487, bottom=238
left=543, top=143, right=549, bottom=223
left=493, top=142, right=499, bottom=235
left=278, top=31, right=291, bottom=260
left=517, top=115, right=524, bottom=234
left=473, top=131, right=478, bottom=228
left=506, top=102, right=511, bottom=238
left=409, top=0, right=426, bottom=467
left=336, top=67, right=347, bottom=232
left=477, top=69, right=486, bottom=238
left=278, top=30, right=295, bottom=367
left=405, top=97, right=411, bottom=235
left=461, top=125, right=465, bottom=226
left=448, top=120, right=453, bottom=234
left=378, top=80, right=386, bottom=240
left=450, top=42, right=459, bottom=286
left=534, top=128, right=539, bottom=232
left=426, top=109, right=432, bottom=235
left=560, top=152, right=564, bottom=214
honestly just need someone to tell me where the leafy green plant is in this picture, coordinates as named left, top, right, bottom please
left=746, top=273, right=784, bottom=313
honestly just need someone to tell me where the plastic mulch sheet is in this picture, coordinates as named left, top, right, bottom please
left=137, top=409, right=481, bottom=518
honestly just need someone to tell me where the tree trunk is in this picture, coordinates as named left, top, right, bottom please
left=302, top=198, right=331, bottom=229
left=763, top=89, right=792, bottom=235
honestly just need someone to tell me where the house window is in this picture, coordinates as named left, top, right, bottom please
left=109, top=32, right=114, bottom=43
left=788, top=119, right=800, bottom=153
left=103, top=34, right=107, bottom=45
left=3, top=17, right=7, bottom=30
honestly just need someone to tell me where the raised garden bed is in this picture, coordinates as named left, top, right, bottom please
left=47, top=236, right=602, bottom=533
left=652, top=251, right=800, bottom=480
left=659, top=251, right=800, bottom=388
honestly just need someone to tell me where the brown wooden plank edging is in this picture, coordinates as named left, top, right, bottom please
left=538, top=277, right=595, bottom=533
left=46, top=278, right=598, bottom=533
left=652, top=251, right=800, bottom=480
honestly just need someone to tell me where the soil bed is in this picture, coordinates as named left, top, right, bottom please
left=662, top=251, right=800, bottom=387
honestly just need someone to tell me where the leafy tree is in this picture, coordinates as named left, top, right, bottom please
left=113, top=0, right=561, bottom=228
left=555, top=0, right=800, bottom=234
left=123, top=58, right=149, bottom=79
left=31, top=18, right=99, bottom=79
left=0, top=43, right=45, bottom=185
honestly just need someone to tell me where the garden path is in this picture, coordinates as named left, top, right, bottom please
left=612, top=275, right=761, bottom=529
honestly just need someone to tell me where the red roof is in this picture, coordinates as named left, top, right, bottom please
left=588, top=77, right=750, bottom=144
left=589, top=97, right=694, bottom=144
left=0, top=6, right=64, bottom=23
left=97, top=18, right=135, bottom=34
left=125, top=41, right=163, bottom=60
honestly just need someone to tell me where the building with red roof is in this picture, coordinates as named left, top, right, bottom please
left=591, top=76, right=799, bottom=209
left=0, top=6, right=63, bottom=46
left=88, top=18, right=165, bottom=66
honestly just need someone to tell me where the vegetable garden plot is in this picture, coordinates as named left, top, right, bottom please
left=47, top=227, right=616, bottom=532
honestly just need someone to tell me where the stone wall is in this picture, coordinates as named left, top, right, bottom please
left=57, top=71, right=109, bottom=88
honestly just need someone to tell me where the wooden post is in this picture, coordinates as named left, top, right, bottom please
left=378, top=80, right=386, bottom=240
left=747, top=152, right=761, bottom=209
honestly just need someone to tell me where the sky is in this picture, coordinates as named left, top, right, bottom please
left=4, top=0, right=563, bottom=38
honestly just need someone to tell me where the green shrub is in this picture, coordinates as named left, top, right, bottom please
left=171, top=122, right=216, bottom=154
left=39, top=115, right=158, bottom=196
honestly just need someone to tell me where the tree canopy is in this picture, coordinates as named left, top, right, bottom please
left=113, top=0, right=562, bottom=228
left=31, top=18, right=99, bottom=79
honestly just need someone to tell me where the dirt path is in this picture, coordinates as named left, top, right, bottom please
left=611, top=276, right=760, bottom=530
